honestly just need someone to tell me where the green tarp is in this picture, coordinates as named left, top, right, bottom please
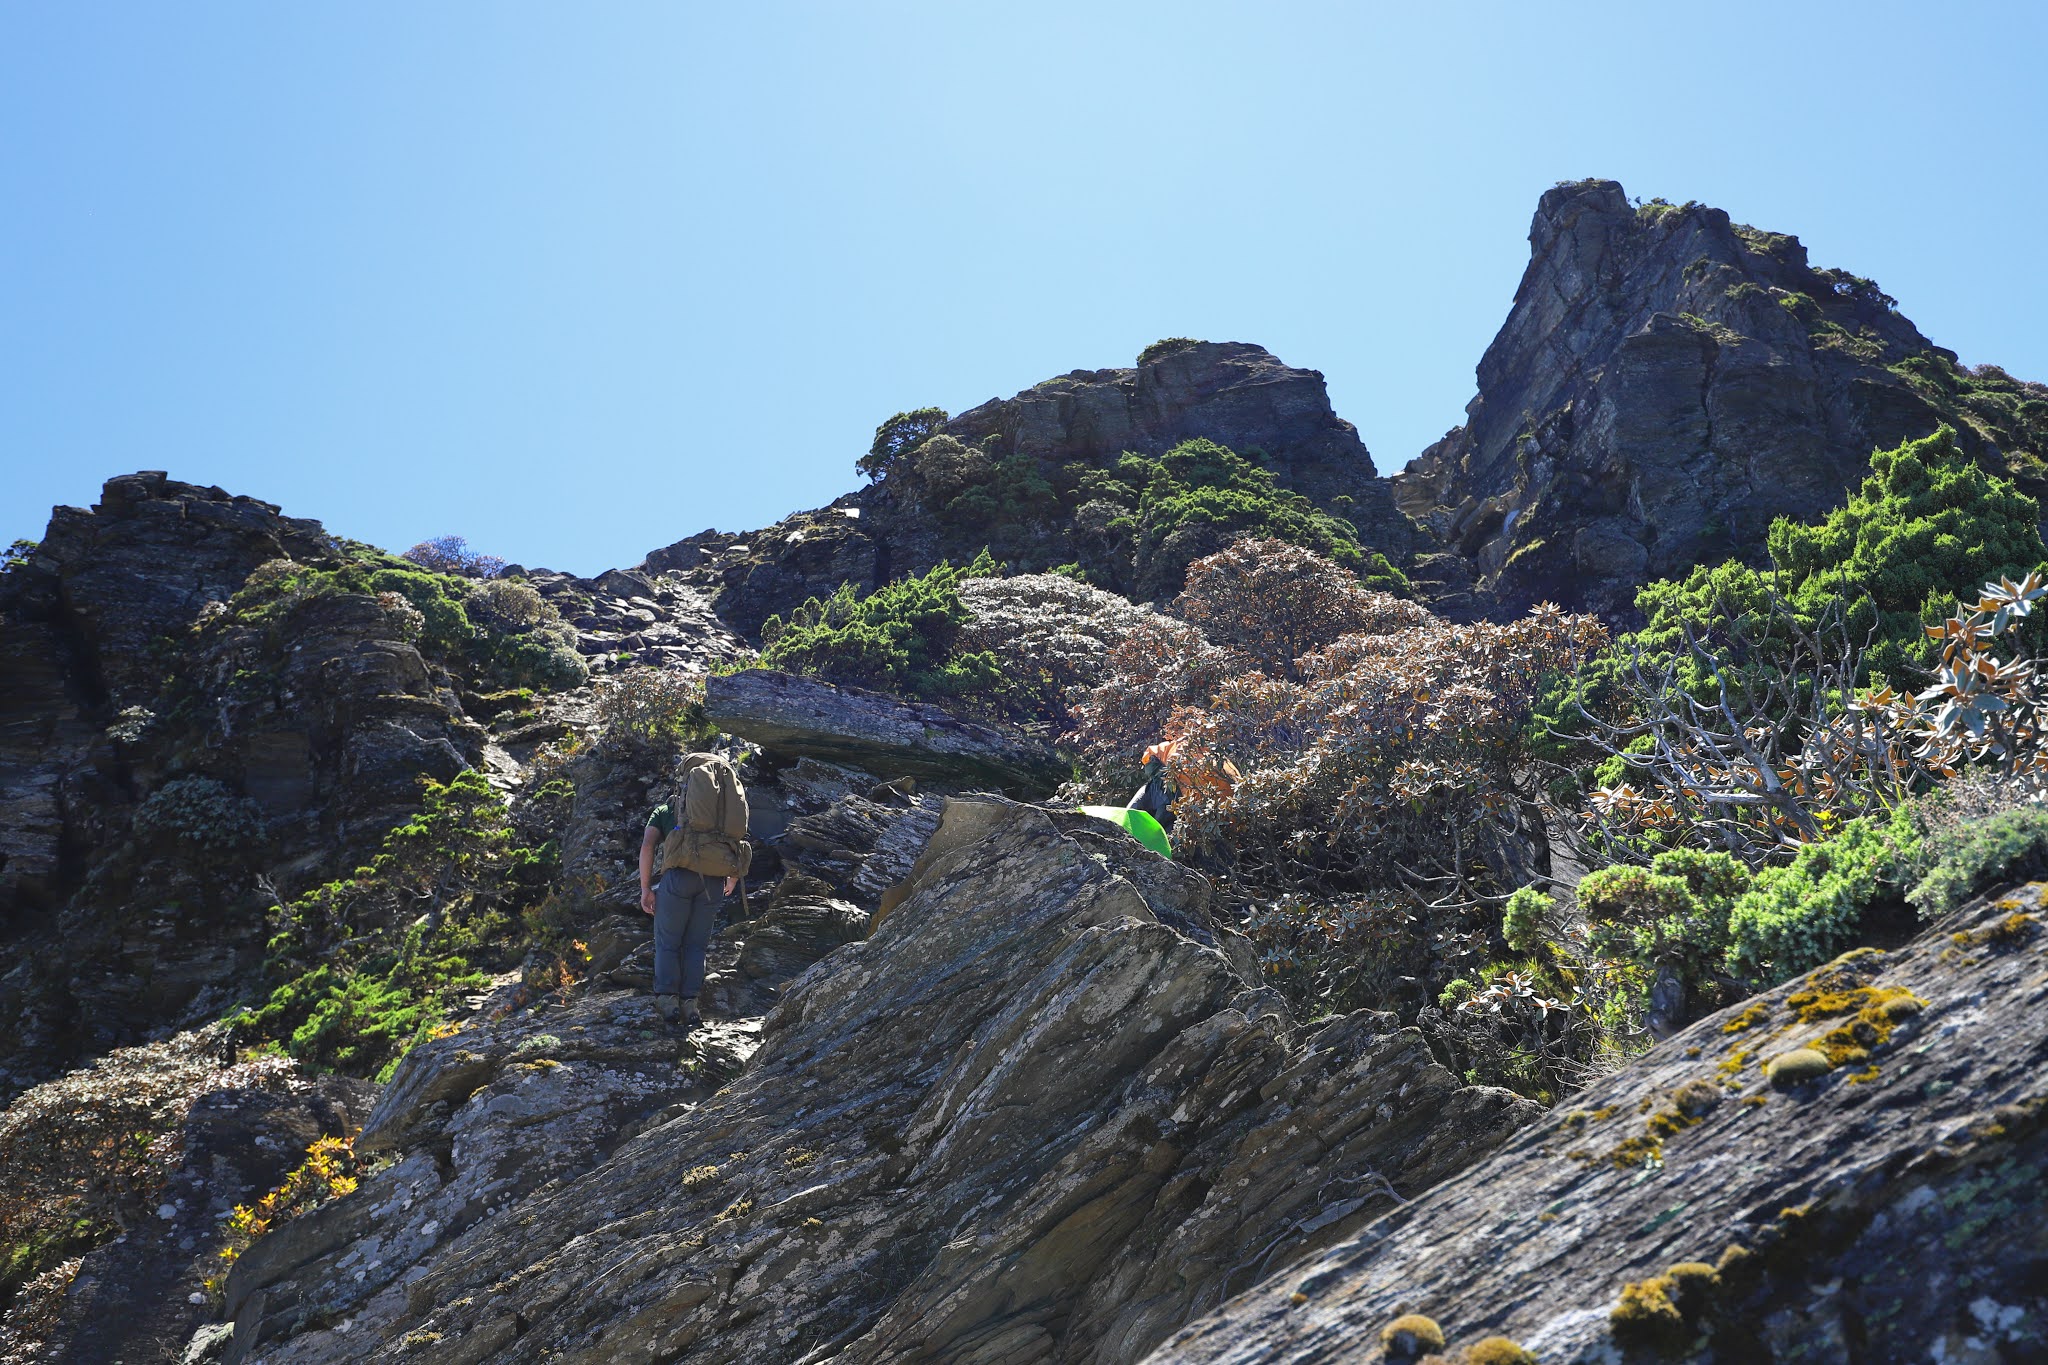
left=1076, top=805, right=1172, bottom=858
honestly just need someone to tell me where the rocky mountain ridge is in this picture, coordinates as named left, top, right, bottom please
left=5, top=177, right=2048, bottom=1365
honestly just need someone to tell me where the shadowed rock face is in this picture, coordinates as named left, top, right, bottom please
left=1148, top=881, right=2048, bottom=1365
left=225, top=800, right=1535, bottom=1365
left=0, top=473, right=335, bottom=916
left=1394, top=179, right=2025, bottom=621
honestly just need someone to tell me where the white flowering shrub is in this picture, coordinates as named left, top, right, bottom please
left=957, top=573, right=1165, bottom=728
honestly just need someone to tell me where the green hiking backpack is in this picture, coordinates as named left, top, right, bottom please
left=659, top=753, right=752, bottom=878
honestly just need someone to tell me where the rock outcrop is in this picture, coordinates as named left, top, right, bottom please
left=1151, top=880, right=2048, bottom=1363
left=220, top=799, right=1536, bottom=1364
left=0, top=473, right=334, bottom=918
left=656, top=342, right=1420, bottom=632
left=704, top=668, right=1067, bottom=793
left=1395, top=179, right=2048, bottom=620
left=0, top=474, right=746, bottom=1101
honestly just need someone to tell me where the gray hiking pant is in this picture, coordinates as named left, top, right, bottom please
left=653, top=868, right=725, bottom=1001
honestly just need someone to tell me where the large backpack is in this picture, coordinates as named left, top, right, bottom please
left=659, top=753, right=752, bottom=878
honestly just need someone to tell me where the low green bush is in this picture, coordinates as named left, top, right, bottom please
left=234, top=770, right=554, bottom=1080
left=891, top=432, right=1406, bottom=601
left=761, top=552, right=1011, bottom=703
left=1535, top=426, right=2046, bottom=766
left=1580, top=846, right=1752, bottom=993
left=224, top=548, right=587, bottom=694
left=1908, top=805, right=2048, bottom=922
left=1724, top=809, right=1918, bottom=984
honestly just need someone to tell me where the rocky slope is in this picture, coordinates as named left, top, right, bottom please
left=214, top=799, right=1535, bottom=1365
left=1150, top=879, right=2048, bottom=1363
left=1394, top=178, right=2048, bottom=620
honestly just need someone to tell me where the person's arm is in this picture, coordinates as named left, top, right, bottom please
left=640, top=825, right=660, bottom=915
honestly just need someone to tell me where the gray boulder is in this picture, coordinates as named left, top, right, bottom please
left=704, top=668, right=1066, bottom=793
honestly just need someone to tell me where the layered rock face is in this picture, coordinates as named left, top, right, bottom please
left=223, top=799, right=1536, bottom=1364
left=703, top=667, right=1067, bottom=793
left=1394, top=179, right=2032, bottom=619
left=1152, top=880, right=2048, bottom=1363
left=654, top=341, right=1418, bottom=632
left=0, top=473, right=334, bottom=918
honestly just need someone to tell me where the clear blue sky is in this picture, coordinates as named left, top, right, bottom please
left=5, top=3, right=2044, bottom=576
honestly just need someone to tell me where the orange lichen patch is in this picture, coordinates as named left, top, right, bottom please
left=1610, top=1276, right=1684, bottom=1344
left=1717, top=1047, right=1754, bottom=1084
left=1608, top=1133, right=1665, bottom=1171
left=1721, top=1000, right=1771, bottom=1034
left=1848, top=1064, right=1883, bottom=1084
left=1783, top=971, right=1925, bottom=1068
left=1590, top=1105, right=1618, bottom=1121
left=1460, top=1337, right=1537, bottom=1365
left=1953, top=912, right=2039, bottom=950
left=1380, top=1313, right=1447, bottom=1356
left=1813, top=990, right=1921, bottom=1066
left=1611, top=1259, right=1721, bottom=1348
left=1741, top=1094, right=1769, bottom=1108
left=1647, top=1078, right=1724, bottom=1138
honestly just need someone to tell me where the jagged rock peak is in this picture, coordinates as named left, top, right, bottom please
left=1395, top=178, right=2036, bottom=620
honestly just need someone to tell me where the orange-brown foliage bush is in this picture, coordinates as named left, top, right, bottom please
left=1073, top=537, right=1609, bottom=894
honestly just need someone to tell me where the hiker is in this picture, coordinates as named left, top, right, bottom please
left=1127, top=739, right=1178, bottom=829
left=639, top=751, right=752, bottom=1026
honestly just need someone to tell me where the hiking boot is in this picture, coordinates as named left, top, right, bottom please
left=683, top=999, right=703, bottom=1027
left=654, top=994, right=681, bottom=1024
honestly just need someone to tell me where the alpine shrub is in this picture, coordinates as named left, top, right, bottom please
left=1175, top=538, right=1427, bottom=679
left=1084, top=551, right=1605, bottom=892
left=954, top=573, right=1163, bottom=729
left=1578, top=848, right=1751, bottom=995
left=1908, top=805, right=2048, bottom=922
left=133, top=777, right=265, bottom=858
left=1724, top=809, right=1918, bottom=985
left=761, top=553, right=1010, bottom=704
left=235, top=770, right=553, bottom=1078
left=401, top=535, right=507, bottom=578
left=592, top=666, right=711, bottom=754
left=857, top=407, right=949, bottom=482
left=1537, top=426, right=2047, bottom=765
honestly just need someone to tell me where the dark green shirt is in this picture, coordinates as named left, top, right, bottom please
left=647, top=803, right=678, bottom=837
